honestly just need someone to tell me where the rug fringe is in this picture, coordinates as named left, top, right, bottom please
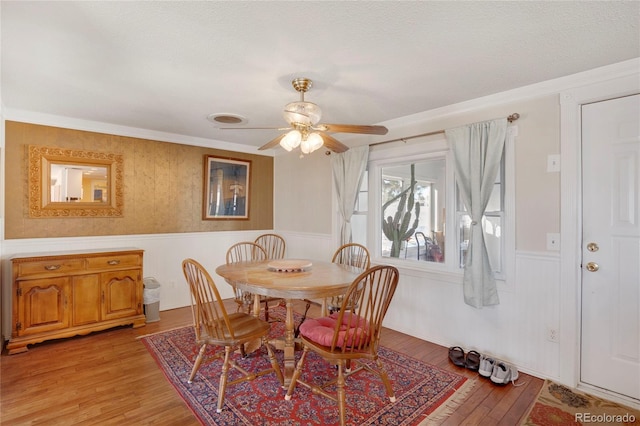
left=418, top=378, right=477, bottom=425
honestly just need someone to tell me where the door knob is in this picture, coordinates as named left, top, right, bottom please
left=586, top=262, right=599, bottom=272
left=586, top=242, right=599, bottom=252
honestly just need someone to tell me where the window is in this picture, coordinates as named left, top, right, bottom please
left=358, top=134, right=513, bottom=280
left=380, top=159, right=445, bottom=263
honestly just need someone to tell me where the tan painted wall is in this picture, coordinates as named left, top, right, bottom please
left=4, top=121, right=273, bottom=239
left=274, top=150, right=333, bottom=234
left=273, top=95, right=561, bottom=252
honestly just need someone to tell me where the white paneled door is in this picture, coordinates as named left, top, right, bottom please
left=581, top=94, right=640, bottom=401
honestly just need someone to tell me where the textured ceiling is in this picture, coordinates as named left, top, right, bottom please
left=2, top=1, right=639, bottom=151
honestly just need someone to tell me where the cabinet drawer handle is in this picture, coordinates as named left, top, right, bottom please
left=107, top=260, right=121, bottom=265
left=44, top=265, right=61, bottom=271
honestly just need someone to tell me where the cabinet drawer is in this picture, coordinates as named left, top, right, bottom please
left=17, top=259, right=85, bottom=277
left=86, top=254, right=141, bottom=270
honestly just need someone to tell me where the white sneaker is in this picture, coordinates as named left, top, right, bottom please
left=490, top=361, right=520, bottom=385
left=478, top=355, right=496, bottom=378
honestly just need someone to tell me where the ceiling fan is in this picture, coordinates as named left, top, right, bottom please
left=223, top=78, right=388, bottom=154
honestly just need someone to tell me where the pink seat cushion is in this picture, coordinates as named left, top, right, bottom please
left=300, top=312, right=371, bottom=348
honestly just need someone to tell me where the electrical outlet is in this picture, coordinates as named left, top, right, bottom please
left=547, top=327, right=559, bottom=343
left=547, top=233, right=560, bottom=251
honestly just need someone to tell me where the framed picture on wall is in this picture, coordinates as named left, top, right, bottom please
left=203, top=155, right=251, bottom=220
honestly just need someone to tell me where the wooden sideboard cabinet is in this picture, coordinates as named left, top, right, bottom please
left=7, top=249, right=146, bottom=354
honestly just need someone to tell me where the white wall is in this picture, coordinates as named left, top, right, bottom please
left=274, top=93, right=566, bottom=380
left=272, top=59, right=639, bottom=388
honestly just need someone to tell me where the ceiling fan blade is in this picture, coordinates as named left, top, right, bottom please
left=258, top=134, right=286, bottom=151
left=321, top=133, right=349, bottom=153
left=219, top=126, right=289, bottom=131
left=319, top=124, right=388, bottom=135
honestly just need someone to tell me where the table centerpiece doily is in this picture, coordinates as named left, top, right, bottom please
left=267, top=259, right=312, bottom=272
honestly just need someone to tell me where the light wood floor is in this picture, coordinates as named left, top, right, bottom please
left=1, top=300, right=543, bottom=425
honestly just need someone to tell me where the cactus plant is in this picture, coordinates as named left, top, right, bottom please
left=382, top=164, right=420, bottom=257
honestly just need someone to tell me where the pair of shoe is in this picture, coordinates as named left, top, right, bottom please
left=479, top=355, right=521, bottom=386
left=448, top=346, right=481, bottom=371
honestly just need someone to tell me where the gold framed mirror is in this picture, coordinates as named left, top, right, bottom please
left=28, top=145, right=124, bottom=217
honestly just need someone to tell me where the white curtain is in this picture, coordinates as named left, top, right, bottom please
left=331, top=145, right=369, bottom=246
left=445, top=118, right=508, bottom=308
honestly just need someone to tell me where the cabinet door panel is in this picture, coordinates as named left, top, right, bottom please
left=72, top=274, right=101, bottom=326
left=18, top=278, right=70, bottom=336
left=102, top=270, right=141, bottom=320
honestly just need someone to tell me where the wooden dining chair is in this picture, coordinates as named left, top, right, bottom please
left=254, top=234, right=286, bottom=315
left=225, top=241, right=280, bottom=323
left=254, top=233, right=286, bottom=260
left=284, top=265, right=400, bottom=426
left=181, top=258, right=283, bottom=413
left=225, top=242, right=267, bottom=314
left=325, top=243, right=371, bottom=314
left=226, top=241, right=268, bottom=264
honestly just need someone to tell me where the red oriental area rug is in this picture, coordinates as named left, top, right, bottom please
left=141, top=307, right=473, bottom=425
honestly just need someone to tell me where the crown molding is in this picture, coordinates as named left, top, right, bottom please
left=381, top=58, right=640, bottom=129
left=2, top=108, right=274, bottom=157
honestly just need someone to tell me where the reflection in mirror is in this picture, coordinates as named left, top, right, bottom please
left=29, top=145, right=123, bottom=218
left=50, top=163, right=108, bottom=203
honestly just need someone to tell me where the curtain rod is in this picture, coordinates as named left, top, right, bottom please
left=369, top=113, right=520, bottom=148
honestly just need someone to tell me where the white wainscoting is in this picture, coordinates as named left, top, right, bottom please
left=276, top=232, right=563, bottom=381
left=381, top=250, right=561, bottom=381
left=2, top=231, right=562, bottom=381
left=275, top=230, right=337, bottom=262
left=1, top=231, right=277, bottom=340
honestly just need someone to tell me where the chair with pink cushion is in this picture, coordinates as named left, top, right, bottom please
left=284, top=265, right=399, bottom=426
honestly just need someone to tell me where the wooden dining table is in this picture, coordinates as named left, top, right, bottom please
left=215, top=259, right=361, bottom=386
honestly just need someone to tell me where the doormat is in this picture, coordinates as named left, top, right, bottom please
left=522, top=379, right=639, bottom=425
left=140, top=306, right=473, bottom=425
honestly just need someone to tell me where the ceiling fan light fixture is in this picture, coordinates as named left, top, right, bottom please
left=283, top=101, right=322, bottom=126
left=307, top=132, right=324, bottom=152
left=256, top=78, right=385, bottom=154
left=300, top=139, right=312, bottom=154
left=299, top=132, right=324, bottom=154
left=280, top=130, right=301, bottom=151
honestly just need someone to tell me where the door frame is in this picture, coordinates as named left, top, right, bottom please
left=559, top=70, right=639, bottom=406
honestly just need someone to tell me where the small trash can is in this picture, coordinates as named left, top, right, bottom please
left=143, top=277, right=161, bottom=323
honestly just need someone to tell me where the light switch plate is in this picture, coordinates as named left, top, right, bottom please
left=547, top=233, right=560, bottom=251
left=547, top=154, right=560, bottom=172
